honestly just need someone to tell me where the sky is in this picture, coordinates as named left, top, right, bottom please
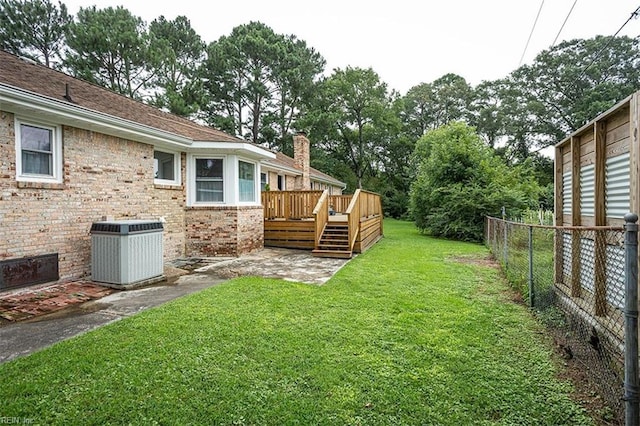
left=61, top=0, right=640, bottom=94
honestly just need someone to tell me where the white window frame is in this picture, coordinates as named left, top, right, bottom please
left=260, top=171, right=268, bottom=191
left=153, top=149, right=181, bottom=185
left=187, top=154, right=226, bottom=206
left=15, top=118, right=63, bottom=183
left=238, top=159, right=258, bottom=204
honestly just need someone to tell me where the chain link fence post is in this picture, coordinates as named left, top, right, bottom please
left=504, top=221, right=509, bottom=270
left=528, top=225, right=534, bottom=308
left=625, top=212, right=639, bottom=426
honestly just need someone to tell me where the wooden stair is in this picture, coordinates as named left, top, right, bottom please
left=312, top=222, right=352, bottom=258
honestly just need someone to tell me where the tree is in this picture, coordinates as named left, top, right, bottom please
left=429, top=73, right=472, bottom=128
left=402, top=74, right=472, bottom=140
left=302, top=67, right=400, bottom=189
left=401, top=83, right=433, bottom=140
left=148, top=15, right=205, bottom=116
left=64, top=6, right=153, bottom=99
left=200, top=22, right=324, bottom=149
left=468, top=79, right=507, bottom=148
left=410, top=122, right=539, bottom=241
left=0, top=0, right=71, bottom=68
left=505, top=36, right=640, bottom=150
left=200, top=22, right=282, bottom=142
left=266, top=36, right=325, bottom=153
left=371, top=96, right=415, bottom=218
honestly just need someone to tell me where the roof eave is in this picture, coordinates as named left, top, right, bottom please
left=0, top=83, right=194, bottom=148
left=312, top=175, right=346, bottom=188
left=262, top=161, right=302, bottom=175
left=190, top=141, right=275, bottom=159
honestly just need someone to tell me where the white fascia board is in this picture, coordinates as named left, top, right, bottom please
left=0, top=84, right=193, bottom=148
left=190, top=141, right=275, bottom=159
left=312, top=175, right=346, bottom=188
left=261, top=162, right=302, bottom=176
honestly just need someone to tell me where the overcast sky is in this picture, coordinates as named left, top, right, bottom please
left=62, top=0, right=640, bottom=94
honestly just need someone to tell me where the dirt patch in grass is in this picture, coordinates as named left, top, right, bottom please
left=449, top=254, right=524, bottom=304
left=448, top=254, right=501, bottom=269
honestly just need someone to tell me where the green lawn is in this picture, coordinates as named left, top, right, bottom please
left=0, top=219, right=592, bottom=425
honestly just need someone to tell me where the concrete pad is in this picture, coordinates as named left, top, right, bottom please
left=195, top=248, right=350, bottom=285
left=0, top=248, right=350, bottom=363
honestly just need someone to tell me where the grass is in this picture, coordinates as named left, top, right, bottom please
left=0, top=219, right=593, bottom=425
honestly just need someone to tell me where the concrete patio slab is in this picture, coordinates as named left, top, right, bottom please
left=0, top=248, right=350, bottom=363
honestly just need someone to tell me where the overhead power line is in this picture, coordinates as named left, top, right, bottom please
left=551, top=0, right=578, bottom=47
left=519, top=0, right=545, bottom=67
left=577, top=5, right=640, bottom=81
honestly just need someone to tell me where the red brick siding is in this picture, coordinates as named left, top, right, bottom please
left=185, top=205, right=263, bottom=256
left=237, top=206, right=264, bottom=254
left=0, top=114, right=180, bottom=282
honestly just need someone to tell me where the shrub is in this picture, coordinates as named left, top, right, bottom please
left=409, top=122, right=539, bottom=241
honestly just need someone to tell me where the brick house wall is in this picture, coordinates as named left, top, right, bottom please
left=267, top=171, right=280, bottom=190
left=185, top=206, right=263, bottom=256
left=237, top=206, right=264, bottom=253
left=0, top=111, right=263, bottom=283
left=150, top=152, right=187, bottom=260
left=285, top=175, right=296, bottom=190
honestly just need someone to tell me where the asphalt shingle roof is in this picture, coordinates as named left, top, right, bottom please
left=0, top=50, right=344, bottom=187
left=0, top=50, right=241, bottom=143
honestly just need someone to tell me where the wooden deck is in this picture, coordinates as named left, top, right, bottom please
left=262, top=190, right=383, bottom=258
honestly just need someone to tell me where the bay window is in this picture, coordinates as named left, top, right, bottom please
left=239, top=160, right=256, bottom=202
left=195, top=158, right=224, bottom=202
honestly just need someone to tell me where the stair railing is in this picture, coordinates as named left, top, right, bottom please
left=312, top=190, right=330, bottom=250
left=345, top=189, right=361, bottom=252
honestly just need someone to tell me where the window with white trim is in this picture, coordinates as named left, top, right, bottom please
left=195, top=158, right=224, bottom=202
left=15, top=119, right=62, bottom=183
left=154, top=150, right=180, bottom=185
left=239, top=160, right=256, bottom=202
left=277, top=174, right=284, bottom=190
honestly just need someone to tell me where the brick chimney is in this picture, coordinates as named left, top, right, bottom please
left=293, top=132, right=311, bottom=190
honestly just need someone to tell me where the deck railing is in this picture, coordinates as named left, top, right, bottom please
left=345, top=189, right=362, bottom=251
left=262, top=190, right=323, bottom=220
left=263, top=189, right=383, bottom=255
left=359, top=189, right=384, bottom=236
left=313, top=190, right=330, bottom=249
left=329, top=195, right=352, bottom=214
left=359, top=190, right=383, bottom=217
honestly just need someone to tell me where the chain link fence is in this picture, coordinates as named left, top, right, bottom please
left=485, top=217, right=630, bottom=424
